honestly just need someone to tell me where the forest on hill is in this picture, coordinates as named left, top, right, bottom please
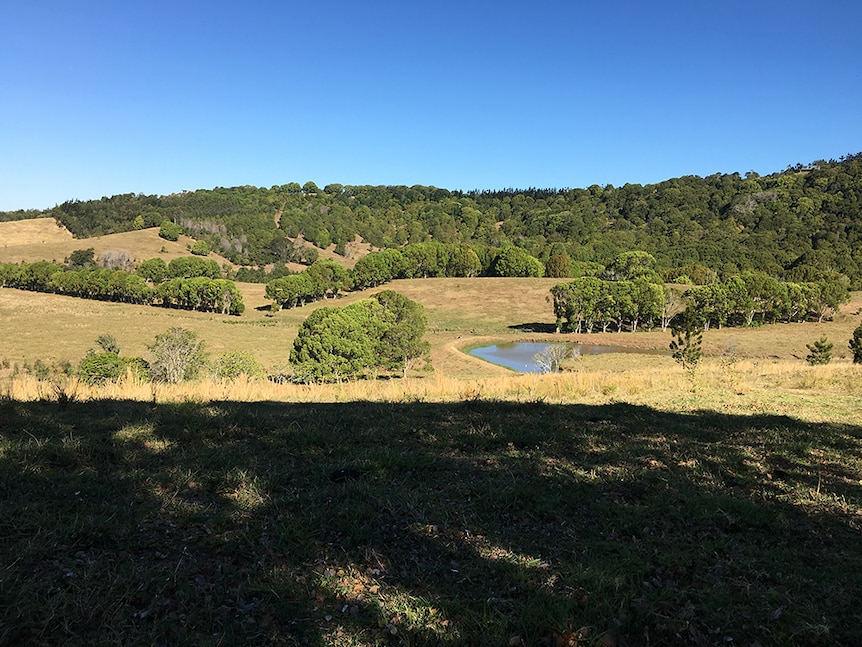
left=2, top=153, right=861, bottom=287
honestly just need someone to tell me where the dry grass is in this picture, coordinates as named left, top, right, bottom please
left=2, top=279, right=862, bottom=383
left=0, top=217, right=368, bottom=270
left=0, top=218, right=233, bottom=266
left=307, top=234, right=374, bottom=270
left=2, top=215, right=861, bottom=382
left=7, top=358, right=861, bottom=426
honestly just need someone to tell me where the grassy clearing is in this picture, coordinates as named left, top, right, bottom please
left=1, top=388, right=860, bottom=646
left=0, top=219, right=229, bottom=266
left=2, top=279, right=861, bottom=380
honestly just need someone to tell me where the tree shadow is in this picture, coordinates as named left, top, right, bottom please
left=1, top=398, right=861, bottom=645
left=508, top=322, right=558, bottom=333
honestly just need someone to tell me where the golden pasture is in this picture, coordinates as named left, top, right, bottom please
left=1, top=217, right=861, bottom=415
left=0, top=218, right=229, bottom=265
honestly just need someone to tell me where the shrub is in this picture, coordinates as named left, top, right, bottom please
left=669, top=311, right=703, bottom=372
left=215, top=350, right=264, bottom=380
left=190, top=240, right=210, bottom=256
left=96, top=333, right=120, bottom=355
left=66, top=248, right=95, bottom=269
left=78, top=352, right=125, bottom=385
left=850, top=322, right=862, bottom=364
left=78, top=351, right=148, bottom=385
left=806, top=336, right=833, bottom=365
left=147, top=327, right=207, bottom=383
left=158, top=220, right=182, bottom=242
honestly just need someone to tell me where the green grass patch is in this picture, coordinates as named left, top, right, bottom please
left=1, top=398, right=861, bottom=645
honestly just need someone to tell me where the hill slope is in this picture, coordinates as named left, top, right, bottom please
left=3, top=153, right=861, bottom=284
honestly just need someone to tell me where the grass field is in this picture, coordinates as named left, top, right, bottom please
left=1, top=394, right=861, bottom=646
left=2, top=220, right=862, bottom=645
left=2, top=277, right=861, bottom=379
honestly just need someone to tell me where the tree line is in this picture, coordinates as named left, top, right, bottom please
left=4, top=153, right=861, bottom=287
left=0, top=260, right=244, bottom=315
left=264, top=243, right=544, bottom=311
left=550, top=271, right=848, bottom=335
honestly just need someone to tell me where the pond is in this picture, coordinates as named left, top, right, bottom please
left=467, top=341, right=664, bottom=373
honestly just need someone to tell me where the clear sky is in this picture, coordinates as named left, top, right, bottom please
left=2, top=0, right=860, bottom=211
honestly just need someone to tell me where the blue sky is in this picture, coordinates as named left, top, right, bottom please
left=2, top=0, right=860, bottom=211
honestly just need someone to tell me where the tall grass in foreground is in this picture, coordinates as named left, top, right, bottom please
left=5, top=360, right=861, bottom=423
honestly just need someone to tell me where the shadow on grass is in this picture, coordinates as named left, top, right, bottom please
left=509, top=322, right=558, bottom=334
left=1, top=398, right=861, bottom=645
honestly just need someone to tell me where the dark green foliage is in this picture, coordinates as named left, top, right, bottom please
left=670, top=311, right=704, bottom=372
left=155, top=277, right=244, bottom=315
left=305, top=259, right=350, bottom=299
left=551, top=277, right=668, bottom=333
left=544, top=253, right=574, bottom=278
left=289, top=303, right=380, bottom=382
left=2, top=261, right=242, bottom=315
left=1, top=262, right=154, bottom=304
left=806, top=336, right=833, bottom=365
left=234, top=264, right=294, bottom=283
left=77, top=351, right=148, bottom=385
left=31, top=359, right=50, bottom=380
left=290, top=292, right=429, bottom=382
left=351, top=248, right=406, bottom=288
left=265, top=274, right=315, bottom=309
left=137, top=257, right=168, bottom=284
left=6, top=153, right=862, bottom=284
left=66, top=248, right=95, bottom=269
left=493, top=246, right=544, bottom=277
left=77, top=352, right=126, bottom=385
left=16, top=261, right=64, bottom=291
left=372, top=290, right=431, bottom=376
left=683, top=273, right=848, bottom=330
left=850, top=322, right=862, bottom=364
left=47, top=267, right=154, bottom=304
left=605, top=251, right=662, bottom=282
left=158, top=220, right=181, bottom=241
left=167, top=256, right=221, bottom=279
left=441, top=243, right=482, bottom=277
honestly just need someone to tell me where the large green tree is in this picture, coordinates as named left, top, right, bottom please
left=372, top=290, right=431, bottom=377
left=494, top=246, right=544, bottom=277
left=290, top=292, right=429, bottom=382
left=289, top=303, right=381, bottom=382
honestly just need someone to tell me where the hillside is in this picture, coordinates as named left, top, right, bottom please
left=0, top=219, right=232, bottom=266
left=3, top=153, right=861, bottom=285
left=0, top=218, right=368, bottom=273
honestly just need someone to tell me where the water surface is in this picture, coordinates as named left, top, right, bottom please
left=467, top=341, right=664, bottom=373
